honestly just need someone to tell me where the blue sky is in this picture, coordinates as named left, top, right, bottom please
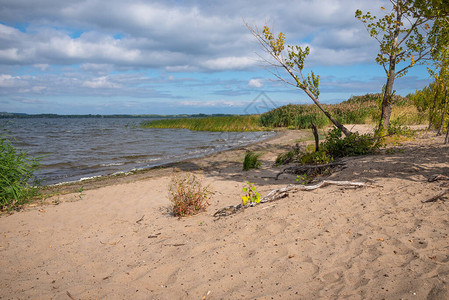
left=0, top=0, right=433, bottom=115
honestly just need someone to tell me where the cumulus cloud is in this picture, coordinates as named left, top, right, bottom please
left=248, top=78, right=263, bottom=88
left=82, top=76, right=122, bottom=89
left=0, top=0, right=383, bottom=70
left=0, top=0, right=428, bottom=114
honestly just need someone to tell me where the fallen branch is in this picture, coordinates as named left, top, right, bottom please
left=213, top=180, right=367, bottom=217
left=275, top=161, right=346, bottom=180
left=428, top=174, right=449, bottom=182
left=421, top=188, right=449, bottom=203
left=135, top=215, right=145, bottom=224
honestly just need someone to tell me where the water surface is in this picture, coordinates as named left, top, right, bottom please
left=2, top=118, right=274, bottom=185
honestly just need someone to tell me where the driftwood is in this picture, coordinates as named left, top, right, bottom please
left=428, top=174, right=449, bottom=182
left=422, top=188, right=449, bottom=203
left=275, top=161, right=346, bottom=180
left=213, top=180, right=367, bottom=217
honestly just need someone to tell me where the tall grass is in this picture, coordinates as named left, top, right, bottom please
left=242, top=151, right=261, bottom=170
left=1, top=135, right=41, bottom=209
left=141, top=93, right=423, bottom=132
left=141, top=115, right=264, bottom=132
left=259, top=93, right=418, bottom=129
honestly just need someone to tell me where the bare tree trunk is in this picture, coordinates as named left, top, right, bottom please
left=379, top=64, right=396, bottom=132
left=437, top=87, right=447, bottom=136
left=378, top=4, right=401, bottom=133
left=311, top=121, right=319, bottom=152
left=445, top=119, right=449, bottom=144
left=302, top=87, right=351, bottom=136
left=428, top=86, right=439, bottom=130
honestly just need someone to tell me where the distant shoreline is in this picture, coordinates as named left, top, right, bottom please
left=0, top=112, right=241, bottom=119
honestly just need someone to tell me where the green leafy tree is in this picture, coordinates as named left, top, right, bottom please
left=428, top=12, right=449, bottom=135
left=247, top=24, right=351, bottom=136
left=355, top=0, right=448, bottom=133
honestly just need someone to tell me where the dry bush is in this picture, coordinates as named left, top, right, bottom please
left=168, top=173, right=211, bottom=217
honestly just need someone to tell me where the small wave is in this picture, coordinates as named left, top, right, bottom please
left=100, top=162, right=125, bottom=167
left=79, top=175, right=103, bottom=181
left=136, top=158, right=160, bottom=163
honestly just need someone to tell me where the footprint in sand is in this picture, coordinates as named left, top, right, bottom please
left=321, top=270, right=344, bottom=283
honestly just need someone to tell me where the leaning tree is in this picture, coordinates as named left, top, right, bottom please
left=247, top=24, right=352, bottom=136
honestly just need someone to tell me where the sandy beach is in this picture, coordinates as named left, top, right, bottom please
left=1, top=126, right=449, bottom=299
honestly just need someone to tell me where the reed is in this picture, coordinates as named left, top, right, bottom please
left=259, top=93, right=419, bottom=129
left=141, top=115, right=264, bottom=132
left=0, top=135, right=41, bottom=210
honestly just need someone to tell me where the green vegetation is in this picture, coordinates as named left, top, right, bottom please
left=1, top=135, right=41, bottom=210
left=242, top=181, right=261, bottom=206
left=321, top=128, right=380, bottom=159
left=275, top=146, right=301, bottom=166
left=260, top=93, right=422, bottom=130
left=299, top=148, right=334, bottom=165
left=356, top=1, right=447, bottom=131
left=141, top=115, right=263, bottom=132
left=296, top=174, right=310, bottom=185
left=249, top=24, right=351, bottom=136
left=243, top=151, right=262, bottom=171
left=168, top=173, right=211, bottom=218
left=275, top=126, right=380, bottom=170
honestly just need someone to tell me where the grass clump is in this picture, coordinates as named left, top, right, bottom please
left=243, top=151, right=261, bottom=171
left=141, top=115, right=264, bottom=132
left=275, top=146, right=300, bottom=166
left=168, top=173, right=211, bottom=218
left=1, top=135, right=41, bottom=210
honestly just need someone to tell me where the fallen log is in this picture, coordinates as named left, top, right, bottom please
left=213, top=180, right=367, bottom=218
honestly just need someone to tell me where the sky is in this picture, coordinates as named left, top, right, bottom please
left=0, top=0, right=433, bottom=115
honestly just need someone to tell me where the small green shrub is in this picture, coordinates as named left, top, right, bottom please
left=296, top=174, right=310, bottom=185
left=388, top=119, right=415, bottom=137
left=321, top=127, right=379, bottom=158
left=1, top=135, right=41, bottom=210
left=168, top=173, right=211, bottom=218
left=242, top=181, right=260, bottom=206
left=243, top=151, right=261, bottom=171
left=275, top=146, right=300, bottom=166
left=299, top=149, right=333, bottom=165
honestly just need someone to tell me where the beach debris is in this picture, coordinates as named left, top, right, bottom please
left=135, top=215, right=145, bottom=224
left=275, top=161, right=346, bottom=180
left=214, top=180, right=367, bottom=217
left=100, top=238, right=122, bottom=245
left=421, top=188, right=449, bottom=203
left=66, top=291, right=76, bottom=300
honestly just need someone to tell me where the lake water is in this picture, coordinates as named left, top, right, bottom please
left=2, top=118, right=275, bottom=185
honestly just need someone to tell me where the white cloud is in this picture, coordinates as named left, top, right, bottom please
left=180, top=100, right=244, bottom=107
left=33, top=64, right=50, bottom=71
left=82, top=76, right=122, bottom=89
left=202, top=56, right=256, bottom=71
left=248, top=78, right=263, bottom=88
left=0, top=74, right=25, bottom=88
